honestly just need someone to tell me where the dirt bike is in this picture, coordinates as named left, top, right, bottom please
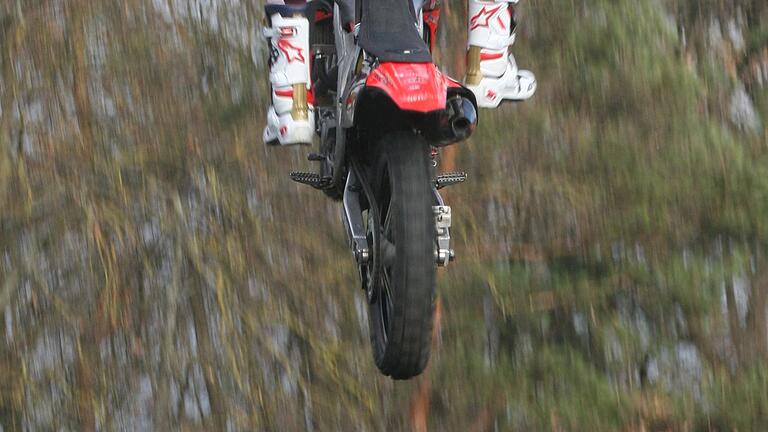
left=276, top=0, right=478, bottom=379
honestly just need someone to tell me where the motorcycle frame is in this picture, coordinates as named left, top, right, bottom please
left=326, top=1, right=476, bottom=190
left=320, top=0, right=475, bottom=266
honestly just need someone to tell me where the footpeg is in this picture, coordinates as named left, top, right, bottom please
left=435, top=172, right=467, bottom=189
left=290, top=171, right=330, bottom=189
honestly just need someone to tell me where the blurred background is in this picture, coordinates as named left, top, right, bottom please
left=1, top=0, right=767, bottom=430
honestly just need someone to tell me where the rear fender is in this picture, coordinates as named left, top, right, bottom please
left=339, top=61, right=478, bottom=146
left=365, top=62, right=448, bottom=112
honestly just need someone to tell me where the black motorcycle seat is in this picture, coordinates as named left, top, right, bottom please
left=357, top=0, right=432, bottom=63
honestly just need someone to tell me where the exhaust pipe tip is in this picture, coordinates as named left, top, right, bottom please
left=424, top=96, right=478, bottom=146
left=446, top=97, right=477, bottom=144
left=451, top=116, right=474, bottom=139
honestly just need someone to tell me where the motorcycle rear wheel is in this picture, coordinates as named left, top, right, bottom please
left=367, top=132, right=436, bottom=379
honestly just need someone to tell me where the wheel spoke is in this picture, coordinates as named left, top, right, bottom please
left=378, top=271, right=393, bottom=342
left=381, top=238, right=396, bottom=268
left=383, top=202, right=393, bottom=236
left=376, top=171, right=397, bottom=338
left=381, top=270, right=394, bottom=314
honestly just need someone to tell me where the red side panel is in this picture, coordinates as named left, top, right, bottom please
left=422, top=8, right=440, bottom=53
left=365, top=63, right=449, bottom=113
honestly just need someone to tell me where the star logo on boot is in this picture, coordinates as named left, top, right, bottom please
left=469, top=5, right=503, bottom=30
left=277, top=40, right=305, bottom=63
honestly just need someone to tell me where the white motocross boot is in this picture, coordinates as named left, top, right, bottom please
left=465, top=0, right=536, bottom=108
left=263, top=4, right=314, bottom=146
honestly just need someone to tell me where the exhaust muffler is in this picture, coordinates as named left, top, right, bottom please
left=425, top=96, right=478, bottom=146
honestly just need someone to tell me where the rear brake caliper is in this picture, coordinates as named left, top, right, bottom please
left=433, top=205, right=454, bottom=266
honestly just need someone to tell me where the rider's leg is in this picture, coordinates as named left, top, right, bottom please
left=465, top=0, right=536, bottom=108
left=263, top=0, right=314, bottom=146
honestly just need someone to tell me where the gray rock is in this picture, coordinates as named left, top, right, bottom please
left=729, top=85, right=762, bottom=132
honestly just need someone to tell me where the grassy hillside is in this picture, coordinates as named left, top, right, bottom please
left=0, top=0, right=766, bottom=430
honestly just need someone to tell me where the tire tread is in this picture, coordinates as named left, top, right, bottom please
left=368, top=132, right=436, bottom=380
